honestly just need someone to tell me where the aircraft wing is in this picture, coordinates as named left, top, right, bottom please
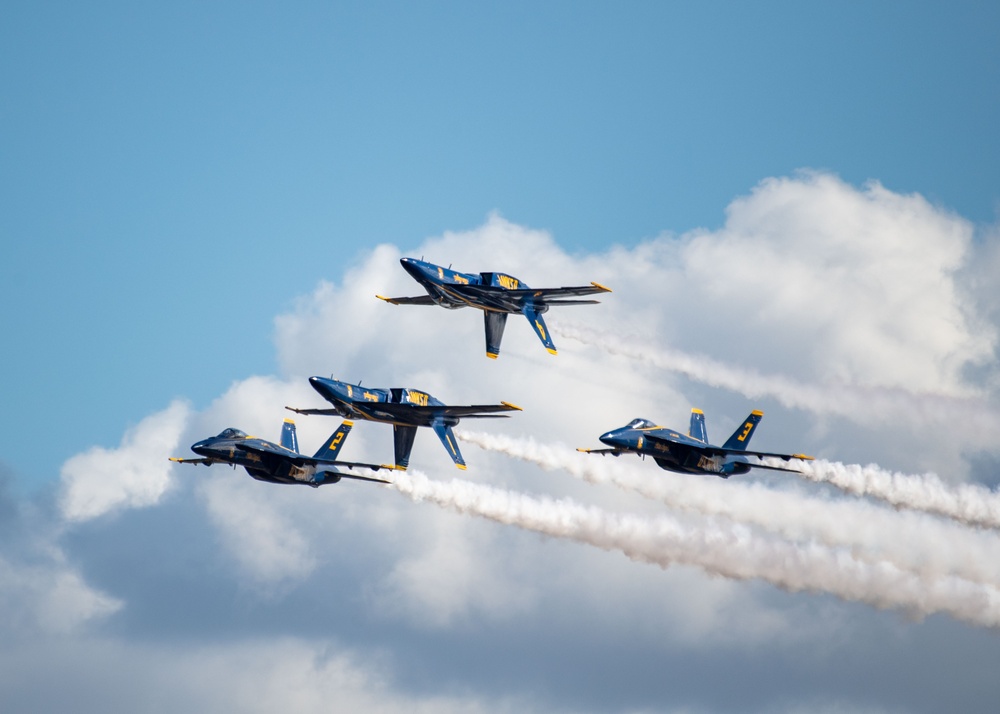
left=699, top=447, right=814, bottom=462
left=447, top=282, right=611, bottom=304
left=576, top=447, right=622, bottom=456
left=236, top=441, right=392, bottom=473
left=312, top=457, right=394, bottom=473
left=376, top=294, right=438, bottom=306
left=353, top=401, right=521, bottom=422
left=285, top=406, right=342, bottom=416
left=168, top=457, right=216, bottom=466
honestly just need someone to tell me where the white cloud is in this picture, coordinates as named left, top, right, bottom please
left=59, top=400, right=191, bottom=522
left=198, top=475, right=318, bottom=585
left=38, top=172, right=1000, bottom=713
left=0, top=637, right=519, bottom=714
left=0, top=555, right=121, bottom=635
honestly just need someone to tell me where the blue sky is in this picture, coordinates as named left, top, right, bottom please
left=3, top=3, right=1000, bottom=713
left=3, top=1, right=999, bottom=482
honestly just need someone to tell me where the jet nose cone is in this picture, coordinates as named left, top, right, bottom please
left=400, top=258, right=423, bottom=277
left=599, top=430, right=622, bottom=447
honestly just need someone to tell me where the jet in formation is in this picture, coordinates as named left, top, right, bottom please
left=578, top=408, right=813, bottom=478
left=169, top=419, right=390, bottom=487
left=286, top=376, right=521, bottom=470
left=377, top=257, right=611, bottom=359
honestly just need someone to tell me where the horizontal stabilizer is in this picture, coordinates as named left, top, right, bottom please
left=336, top=472, right=391, bottom=484
left=746, top=462, right=807, bottom=474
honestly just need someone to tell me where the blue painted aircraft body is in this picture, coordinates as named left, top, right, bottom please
left=377, top=257, right=611, bottom=358
left=170, top=419, right=389, bottom=487
left=286, top=376, right=521, bottom=470
left=579, top=409, right=813, bottom=478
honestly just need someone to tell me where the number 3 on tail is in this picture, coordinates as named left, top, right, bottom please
left=737, top=422, right=753, bottom=442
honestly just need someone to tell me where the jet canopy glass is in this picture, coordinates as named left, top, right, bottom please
left=626, top=419, right=656, bottom=429
left=217, top=428, right=248, bottom=439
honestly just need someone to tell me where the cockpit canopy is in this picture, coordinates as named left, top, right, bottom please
left=217, top=428, right=248, bottom=439
left=626, top=418, right=656, bottom=430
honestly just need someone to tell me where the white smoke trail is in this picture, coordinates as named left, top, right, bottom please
left=770, top=457, right=1000, bottom=530
left=458, top=431, right=1000, bottom=586
left=391, top=470, right=1000, bottom=628
left=553, top=322, right=999, bottom=434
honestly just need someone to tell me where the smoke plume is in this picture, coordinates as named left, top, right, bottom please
left=391, top=471, right=1000, bottom=628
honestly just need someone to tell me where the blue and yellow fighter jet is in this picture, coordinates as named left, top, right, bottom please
left=286, top=376, right=522, bottom=470
left=169, top=419, right=390, bottom=487
left=376, top=257, right=611, bottom=358
left=578, top=409, right=813, bottom=478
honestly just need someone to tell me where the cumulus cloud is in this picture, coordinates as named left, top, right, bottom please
left=28, top=172, right=1000, bottom=713
left=59, top=400, right=191, bottom=523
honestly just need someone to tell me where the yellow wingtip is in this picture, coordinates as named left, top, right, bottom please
left=591, top=281, right=612, bottom=292
left=376, top=295, right=396, bottom=304
left=793, top=454, right=815, bottom=461
left=456, top=463, right=467, bottom=471
left=546, top=348, right=558, bottom=355
left=751, top=410, right=764, bottom=417
left=343, top=420, right=354, bottom=427
left=500, top=401, right=523, bottom=411
left=168, top=457, right=184, bottom=462
left=486, top=352, right=499, bottom=359
left=283, top=418, right=295, bottom=424
left=691, top=408, right=703, bottom=414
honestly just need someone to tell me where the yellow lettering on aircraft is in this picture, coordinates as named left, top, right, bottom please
left=328, top=432, right=345, bottom=451
left=454, top=275, right=469, bottom=285
left=535, top=321, right=546, bottom=340
left=346, top=385, right=353, bottom=398
left=438, top=267, right=444, bottom=279
left=737, top=422, right=754, bottom=442
left=364, top=391, right=379, bottom=402
left=637, top=436, right=643, bottom=449
left=408, top=391, right=429, bottom=406
left=498, top=274, right=520, bottom=290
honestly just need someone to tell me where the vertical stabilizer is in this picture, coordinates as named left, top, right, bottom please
left=688, top=409, right=708, bottom=443
left=432, top=420, right=467, bottom=469
left=313, top=421, right=354, bottom=459
left=393, top=425, right=418, bottom=470
left=522, top=305, right=557, bottom=354
left=722, top=411, right=763, bottom=450
left=281, top=419, right=299, bottom=453
left=484, top=311, right=508, bottom=359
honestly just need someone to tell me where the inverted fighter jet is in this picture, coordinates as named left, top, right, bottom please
left=377, top=257, right=611, bottom=358
left=286, top=376, right=521, bottom=470
left=578, top=408, right=813, bottom=478
left=169, top=419, right=390, bottom=487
